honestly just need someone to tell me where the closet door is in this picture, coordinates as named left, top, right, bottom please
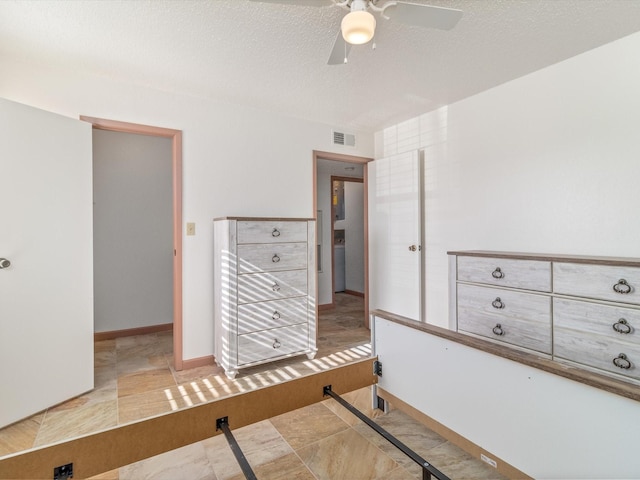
left=368, top=150, right=423, bottom=321
left=0, top=98, right=94, bottom=428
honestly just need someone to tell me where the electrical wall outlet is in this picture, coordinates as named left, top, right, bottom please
left=186, top=222, right=196, bottom=236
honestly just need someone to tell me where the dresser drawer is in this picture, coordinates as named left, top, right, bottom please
left=237, top=220, right=308, bottom=244
left=457, top=284, right=551, bottom=353
left=237, top=269, right=307, bottom=304
left=554, top=263, right=640, bottom=305
left=457, top=256, right=551, bottom=292
left=237, top=324, right=309, bottom=365
left=238, top=297, right=308, bottom=334
left=554, top=330, right=640, bottom=381
left=457, top=284, right=551, bottom=323
left=554, top=297, right=640, bottom=380
left=238, top=243, right=307, bottom=273
left=553, top=298, right=640, bottom=342
left=458, top=314, right=551, bottom=354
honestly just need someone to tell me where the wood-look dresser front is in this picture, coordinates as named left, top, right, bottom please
left=449, top=251, right=640, bottom=385
left=457, top=283, right=552, bottom=354
left=214, top=217, right=317, bottom=379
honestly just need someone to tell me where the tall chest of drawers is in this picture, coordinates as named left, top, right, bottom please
left=449, top=251, right=640, bottom=384
left=214, top=217, right=317, bottom=379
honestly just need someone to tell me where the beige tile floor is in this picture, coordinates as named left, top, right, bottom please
left=95, top=386, right=507, bottom=480
left=1, top=294, right=508, bottom=479
left=0, top=293, right=371, bottom=456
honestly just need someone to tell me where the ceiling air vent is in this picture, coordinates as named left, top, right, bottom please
left=332, top=130, right=356, bottom=147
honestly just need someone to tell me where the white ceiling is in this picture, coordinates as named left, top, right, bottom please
left=1, top=0, right=640, bottom=132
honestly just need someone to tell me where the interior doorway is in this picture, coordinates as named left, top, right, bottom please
left=313, top=150, right=372, bottom=327
left=330, top=176, right=364, bottom=303
left=81, top=116, right=184, bottom=370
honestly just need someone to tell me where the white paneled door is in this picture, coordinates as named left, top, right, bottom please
left=369, top=151, right=423, bottom=320
left=0, top=98, right=94, bottom=428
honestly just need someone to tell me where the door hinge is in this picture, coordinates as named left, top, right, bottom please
left=373, top=360, right=382, bottom=377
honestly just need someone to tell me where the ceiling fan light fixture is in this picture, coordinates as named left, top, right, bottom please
left=341, top=10, right=376, bottom=45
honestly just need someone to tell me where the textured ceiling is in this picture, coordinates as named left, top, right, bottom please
left=1, top=0, right=640, bottom=132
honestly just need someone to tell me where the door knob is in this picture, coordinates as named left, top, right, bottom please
left=408, top=245, right=417, bottom=252
left=0, top=258, right=10, bottom=269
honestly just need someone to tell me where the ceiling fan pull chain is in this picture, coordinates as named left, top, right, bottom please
left=344, top=41, right=348, bottom=63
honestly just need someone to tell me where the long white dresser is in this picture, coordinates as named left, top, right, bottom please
left=214, top=217, right=316, bottom=379
left=449, top=251, right=640, bottom=384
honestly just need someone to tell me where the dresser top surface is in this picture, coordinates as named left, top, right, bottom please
left=447, top=250, right=640, bottom=267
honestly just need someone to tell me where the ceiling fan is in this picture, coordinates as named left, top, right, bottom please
left=250, top=0, right=463, bottom=64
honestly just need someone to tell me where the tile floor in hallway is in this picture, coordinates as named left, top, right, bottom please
left=1, top=293, right=508, bottom=479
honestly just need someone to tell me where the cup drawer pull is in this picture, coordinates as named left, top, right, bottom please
left=272, top=254, right=280, bottom=263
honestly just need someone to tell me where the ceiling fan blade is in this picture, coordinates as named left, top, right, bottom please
left=249, top=0, right=333, bottom=5
left=383, top=2, right=463, bottom=30
left=327, top=31, right=352, bottom=65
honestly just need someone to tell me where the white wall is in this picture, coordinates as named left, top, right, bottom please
left=375, top=31, right=640, bottom=328
left=93, top=129, right=173, bottom=332
left=371, top=29, right=640, bottom=480
left=0, top=56, right=374, bottom=361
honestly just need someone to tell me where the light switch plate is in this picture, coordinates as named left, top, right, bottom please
left=186, top=222, right=196, bottom=236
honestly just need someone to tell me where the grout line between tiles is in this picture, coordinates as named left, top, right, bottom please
left=278, top=401, right=405, bottom=480
left=267, top=418, right=321, bottom=480
left=31, top=408, right=48, bottom=449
